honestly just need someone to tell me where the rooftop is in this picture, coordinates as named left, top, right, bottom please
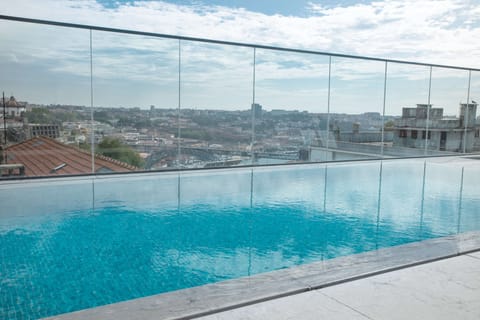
left=4, top=136, right=136, bottom=176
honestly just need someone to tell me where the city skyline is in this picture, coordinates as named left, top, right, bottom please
left=2, top=93, right=477, bottom=119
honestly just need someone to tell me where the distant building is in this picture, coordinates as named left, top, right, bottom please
left=393, top=103, right=479, bottom=152
left=270, top=109, right=291, bottom=116
left=3, top=136, right=137, bottom=177
left=28, top=124, right=61, bottom=139
left=3, top=96, right=26, bottom=118
left=251, top=103, right=262, bottom=119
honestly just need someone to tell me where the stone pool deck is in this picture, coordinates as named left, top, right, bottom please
left=47, top=231, right=480, bottom=320
left=199, top=251, right=480, bottom=320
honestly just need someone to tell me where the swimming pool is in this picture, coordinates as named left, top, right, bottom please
left=1, top=158, right=479, bottom=319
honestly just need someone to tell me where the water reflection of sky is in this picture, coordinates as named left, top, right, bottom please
left=1, top=159, right=479, bottom=318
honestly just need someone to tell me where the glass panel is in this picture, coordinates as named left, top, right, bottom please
left=0, top=177, right=94, bottom=218
left=251, top=164, right=327, bottom=273
left=0, top=177, right=94, bottom=319
left=459, top=166, right=480, bottom=233
left=179, top=41, right=253, bottom=168
left=91, top=31, right=179, bottom=172
left=324, top=162, right=382, bottom=256
left=179, top=168, right=252, bottom=286
left=421, top=162, right=462, bottom=237
left=385, top=63, right=431, bottom=157
left=328, top=57, right=385, bottom=160
left=465, top=70, right=479, bottom=154
left=254, top=50, right=329, bottom=164
left=93, top=172, right=180, bottom=211
left=62, top=172, right=179, bottom=313
left=378, top=159, right=425, bottom=245
left=0, top=21, right=91, bottom=177
left=428, top=67, right=470, bottom=154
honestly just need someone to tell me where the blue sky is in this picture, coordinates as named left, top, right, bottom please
left=97, top=0, right=369, bottom=16
left=0, top=0, right=479, bottom=114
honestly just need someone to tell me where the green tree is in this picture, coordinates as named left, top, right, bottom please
left=384, top=120, right=395, bottom=129
left=78, top=142, right=91, bottom=152
left=93, top=111, right=112, bottom=125
left=24, top=108, right=54, bottom=124
left=97, top=137, right=144, bottom=168
left=24, top=107, right=83, bottom=124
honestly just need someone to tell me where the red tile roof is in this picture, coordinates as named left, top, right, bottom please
left=5, top=136, right=137, bottom=176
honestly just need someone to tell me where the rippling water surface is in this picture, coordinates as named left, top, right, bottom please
left=1, top=161, right=479, bottom=319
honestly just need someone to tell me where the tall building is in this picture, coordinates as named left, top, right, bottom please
left=251, top=103, right=262, bottom=119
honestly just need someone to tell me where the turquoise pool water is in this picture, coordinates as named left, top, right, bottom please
left=0, top=160, right=479, bottom=319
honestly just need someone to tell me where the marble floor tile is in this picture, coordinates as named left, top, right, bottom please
left=320, top=255, right=480, bottom=320
left=198, top=290, right=370, bottom=320
left=467, top=251, right=480, bottom=259
left=199, top=255, right=480, bottom=320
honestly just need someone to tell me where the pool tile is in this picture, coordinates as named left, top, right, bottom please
left=46, top=232, right=480, bottom=320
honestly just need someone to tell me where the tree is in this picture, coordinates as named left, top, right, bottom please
left=24, top=108, right=54, bottom=124
left=96, top=137, right=144, bottom=168
left=384, top=120, right=395, bottom=129
left=24, top=107, right=83, bottom=124
left=93, top=111, right=112, bottom=125
left=78, top=142, right=91, bottom=152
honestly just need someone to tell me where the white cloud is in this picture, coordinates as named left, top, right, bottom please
left=1, top=0, right=479, bottom=110
left=2, top=0, right=479, bottom=66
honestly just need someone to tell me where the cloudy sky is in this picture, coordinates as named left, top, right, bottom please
left=1, top=0, right=480, bottom=114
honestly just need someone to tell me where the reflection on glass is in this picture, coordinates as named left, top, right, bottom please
left=251, top=165, right=328, bottom=272
left=254, top=50, right=329, bottom=164
left=0, top=21, right=93, bottom=177
left=91, top=31, right=179, bottom=172
left=94, top=172, right=180, bottom=211
left=469, top=71, right=480, bottom=153
left=179, top=168, right=252, bottom=281
left=459, top=166, right=480, bottom=233
left=421, top=163, right=462, bottom=237
left=1, top=17, right=479, bottom=182
left=428, top=67, right=470, bottom=153
left=378, top=160, right=425, bottom=243
left=328, top=57, right=385, bottom=161
left=385, top=63, right=431, bottom=157
left=179, top=41, right=253, bottom=168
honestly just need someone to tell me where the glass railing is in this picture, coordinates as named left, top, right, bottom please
left=0, top=15, right=479, bottom=178
left=0, top=158, right=478, bottom=319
